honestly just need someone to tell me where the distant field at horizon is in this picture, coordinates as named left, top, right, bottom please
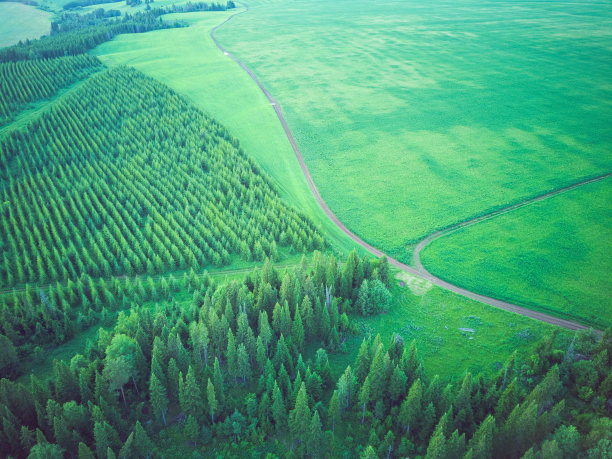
left=0, top=2, right=51, bottom=47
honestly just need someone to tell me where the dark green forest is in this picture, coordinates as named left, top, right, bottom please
left=0, top=9, right=611, bottom=459
left=1, top=253, right=611, bottom=458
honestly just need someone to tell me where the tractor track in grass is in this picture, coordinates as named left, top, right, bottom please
left=211, top=5, right=606, bottom=332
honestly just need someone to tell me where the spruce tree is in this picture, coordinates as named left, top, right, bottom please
left=236, top=343, right=251, bottom=384
left=207, top=378, right=218, bottom=423
left=179, top=366, right=203, bottom=420
left=272, top=381, right=286, bottom=432
left=149, top=373, right=168, bottom=426
left=289, top=382, right=311, bottom=445
left=328, top=390, right=340, bottom=434
left=307, top=410, right=323, bottom=457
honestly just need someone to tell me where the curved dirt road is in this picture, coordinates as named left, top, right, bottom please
left=211, top=7, right=604, bottom=332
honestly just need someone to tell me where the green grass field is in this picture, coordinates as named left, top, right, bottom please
left=335, top=276, right=569, bottom=380
left=0, top=2, right=51, bottom=47
left=421, top=179, right=612, bottom=329
left=214, top=0, right=612, bottom=262
left=92, top=10, right=360, bottom=256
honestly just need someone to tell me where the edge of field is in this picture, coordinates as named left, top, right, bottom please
left=91, top=9, right=362, bottom=257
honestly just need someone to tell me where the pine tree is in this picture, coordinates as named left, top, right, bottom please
left=367, top=345, right=387, bottom=402
left=149, top=373, right=168, bottom=426
left=446, top=429, right=466, bottom=459
left=258, top=311, right=272, bottom=356
left=237, top=343, right=251, bottom=384
left=360, top=445, right=378, bottom=459
left=94, top=421, right=120, bottom=459
left=207, top=378, right=218, bottom=423
left=213, top=357, right=225, bottom=408
left=289, top=382, right=311, bottom=444
left=381, top=430, right=395, bottom=459
left=328, top=390, right=340, bottom=434
left=78, top=442, right=95, bottom=459
left=307, top=410, right=323, bottom=457
left=399, top=378, right=422, bottom=434
left=272, top=381, right=286, bottom=432
left=179, top=366, right=203, bottom=420
left=425, top=415, right=447, bottom=459
left=132, top=421, right=152, bottom=457
left=359, top=377, right=372, bottom=425
left=256, top=336, right=267, bottom=374
left=355, top=338, right=371, bottom=383
left=184, top=414, right=199, bottom=447
left=118, top=432, right=134, bottom=459
left=468, top=415, right=494, bottom=459
left=227, top=329, right=237, bottom=384
left=389, top=364, right=407, bottom=402
left=291, top=307, right=305, bottom=351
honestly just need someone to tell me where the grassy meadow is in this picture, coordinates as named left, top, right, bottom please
left=215, top=0, right=612, bottom=262
left=421, top=179, right=612, bottom=329
left=0, top=2, right=51, bottom=47
left=92, top=10, right=360, bottom=256
left=337, top=276, right=570, bottom=380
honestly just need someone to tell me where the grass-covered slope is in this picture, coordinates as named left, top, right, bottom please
left=0, top=65, right=324, bottom=291
left=92, top=10, right=360, bottom=255
left=421, top=179, right=612, bottom=329
left=0, top=2, right=52, bottom=48
left=214, top=0, right=612, bottom=260
left=0, top=55, right=102, bottom=126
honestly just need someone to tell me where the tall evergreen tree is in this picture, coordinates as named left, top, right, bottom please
left=149, top=373, right=168, bottom=426
left=207, top=378, right=218, bottom=423
left=179, top=366, right=203, bottom=420
left=289, top=382, right=311, bottom=444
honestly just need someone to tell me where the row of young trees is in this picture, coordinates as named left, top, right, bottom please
left=0, top=55, right=101, bottom=126
left=0, top=66, right=324, bottom=291
left=0, top=253, right=610, bottom=458
left=0, top=11, right=169, bottom=62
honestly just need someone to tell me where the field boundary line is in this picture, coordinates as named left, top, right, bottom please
left=411, top=171, right=612, bottom=272
left=210, top=5, right=603, bottom=332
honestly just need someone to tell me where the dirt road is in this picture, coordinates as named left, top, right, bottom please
left=211, top=7, right=605, bottom=332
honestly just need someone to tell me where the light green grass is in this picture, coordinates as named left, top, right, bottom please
left=0, top=2, right=51, bottom=47
left=421, top=179, right=612, bottom=329
left=214, top=0, right=612, bottom=262
left=334, top=278, right=569, bottom=380
left=92, top=10, right=360, bottom=256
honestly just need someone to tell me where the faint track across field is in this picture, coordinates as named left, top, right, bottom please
left=211, top=5, right=608, bottom=332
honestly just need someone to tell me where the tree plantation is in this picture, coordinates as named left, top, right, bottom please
left=0, top=55, right=102, bottom=127
left=0, top=65, right=323, bottom=291
left=0, top=2, right=611, bottom=458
